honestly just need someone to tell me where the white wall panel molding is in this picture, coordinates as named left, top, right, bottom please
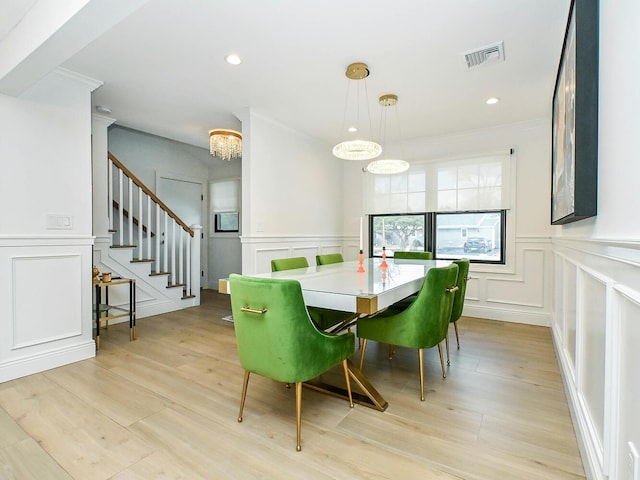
left=576, top=268, right=610, bottom=473
left=551, top=238, right=640, bottom=480
left=0, top=235, right=94, bottom=247
left=0, top=242, right=94, bottom=383
left=485, top=248, right=546, bottom=308
left=241, top=234, right=350, bottom=244
left=608, top=286, right=640, bottom=480
left=11, top=253, right=83, bottom=349
left=245, top=236, right=359, bottom=275
left=553, top=237, right=640, bottom=267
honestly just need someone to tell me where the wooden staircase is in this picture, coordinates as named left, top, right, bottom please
left=92, top=153, right=201, bottom=322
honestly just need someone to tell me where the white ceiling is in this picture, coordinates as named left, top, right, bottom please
left=3, top=0, right=571, bottom=160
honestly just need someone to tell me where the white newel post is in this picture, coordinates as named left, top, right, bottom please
left=190, top=224, right=202, bottom=305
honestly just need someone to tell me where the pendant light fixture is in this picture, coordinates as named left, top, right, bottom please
left=332, top=62, right=382, bottom=161
left=365, top=94, right=409, bottom=174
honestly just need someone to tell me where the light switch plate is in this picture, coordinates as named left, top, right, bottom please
left=46, top=214, right=73, bottom=230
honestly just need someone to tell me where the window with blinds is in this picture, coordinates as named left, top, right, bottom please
left=210, top=179, right=240, bottom=233
left=364, top=151, right=512, bottom=214
left=365, top=150, right=512, bottom=264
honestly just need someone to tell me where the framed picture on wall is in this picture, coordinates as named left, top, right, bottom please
left=551, top=0, right=599, bottom=225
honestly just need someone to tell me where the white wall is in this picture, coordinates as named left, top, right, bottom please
left=551, top=0, right=640, bottom=478
left=0, top=69, right=100, bottom=382
left=238, top=109, right=347, bottom=274
left=345, top=119, right=554, bottom=326
left=108, top=126, right=211, bottom=193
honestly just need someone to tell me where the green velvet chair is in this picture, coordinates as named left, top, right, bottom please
left=271, top=256, right=351, bottom=331
left=445, top=258, right=470, bottom=365
left=356, top=264, right=459, bottom=401
left=270, top=256, right=309, bottom=272
left=316, top=253, right=344, bottom=265
left=392, top=251, right=433, bottom=260
left=229, top=274, right=355, bottom=451
left=388, top=251, right=434, bottom=311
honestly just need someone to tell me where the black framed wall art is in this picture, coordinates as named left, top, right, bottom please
left=551, top=0, right=599, bottom=225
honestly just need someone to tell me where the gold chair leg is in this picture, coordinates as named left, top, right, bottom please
left=445, top=332, right=451, bottom=366
left=418, top=349, right=425, bottom=401
left=295, top=382, right=302, bottom=452
left=342, top=360, right=354, bottom=408
left=359, top=338, right=368, bottom=370
left=454, top=322, right=460, bottom=349
left=438, top=343, right=446, bottom=378
left=238, top=370, right=250, bottom=422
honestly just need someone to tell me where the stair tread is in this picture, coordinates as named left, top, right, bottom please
left=181, top=294, right=196, bottom=300
left=111, top=245, right=136, bottom=249
left=150, top=271, right=171, bottom=276
left=131, top=258, right=155, bottom=263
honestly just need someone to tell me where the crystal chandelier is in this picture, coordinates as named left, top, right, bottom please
left=365, top=94, right=409, bottom=174
left=332, top=62, right=382, bottom=161
left=209, top=129, right=242, bottom=161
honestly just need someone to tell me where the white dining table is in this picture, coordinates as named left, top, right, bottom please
left=225, top=258, right=451, bottom=314
left=219, top=257, right=451, bottom=411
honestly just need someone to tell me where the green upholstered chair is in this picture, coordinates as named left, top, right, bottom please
left=271, top=256, right=351, bottom=331
left=270, top=256, right=309, bottom=272
left=445, top=258, right=470, bottom=365
left=356, top=264, right=459, bottom=401
left=392, top=251, right=433, bottom=260
left=388, top=251, right=434, bottom=311
left=229, top=274, right=355, bottom=451
left=316, top=253, right=344, bottom=265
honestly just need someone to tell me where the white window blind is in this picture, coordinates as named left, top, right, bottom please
left=364, top=151, right=512, bottom=214
left=210, top=179, right=239, bottom=213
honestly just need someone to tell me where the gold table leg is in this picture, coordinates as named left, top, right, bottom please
left=303, top=359, right=388, bottom=411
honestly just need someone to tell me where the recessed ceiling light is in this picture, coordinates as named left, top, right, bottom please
left=95, top=105, right=112, bottom=114
left=225, top=54, right=242, bottom=65
left=486, top=97, right=500, bottom=105
left=348, top=126, right=357, bottom=133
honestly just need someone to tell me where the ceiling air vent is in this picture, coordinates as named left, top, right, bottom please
left=463, top=41, right=505, bottom=69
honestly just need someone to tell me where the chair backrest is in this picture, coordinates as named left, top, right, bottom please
left=395, top=264, right=459, bottom=348
left=393, top=251, right=433, bottom=260
left=316, top=253, right=344, bottom=265
left=229, top=274, right=354, bottom=383
left=450, top=258, right=470, bottom=322
left=271, top=256, right=309, bottom=272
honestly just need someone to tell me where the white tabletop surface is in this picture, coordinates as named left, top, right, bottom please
left=254, top=258, right=451, bottom=314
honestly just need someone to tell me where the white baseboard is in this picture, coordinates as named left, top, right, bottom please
left=463, top=305, right=550, bottom=326
left=0, top=341, right=95, bottom=383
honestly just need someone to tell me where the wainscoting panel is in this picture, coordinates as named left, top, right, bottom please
left=578, top=267, right=609, bottom=470
left=551, top=238, right=640, bottom=480
left=611, top=286, right=640, bottom=480
left=11, top=254, right=82, bottom=348
left=254, top=246, right=290, bottom=273
left=563, top=259, right=578, bottom=376
left=0, top=237, right=95, bottom=383
left=463, top=238, right=552, bottom=326
left=247, top=236, right=353, bottom=274
left=485, top=248, right=545, bottom=307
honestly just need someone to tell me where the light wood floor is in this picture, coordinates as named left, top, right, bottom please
left=0, top=290, right=585, bottom=479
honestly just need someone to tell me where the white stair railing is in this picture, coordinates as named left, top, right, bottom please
left=107, top=152, right=199, bottom=298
